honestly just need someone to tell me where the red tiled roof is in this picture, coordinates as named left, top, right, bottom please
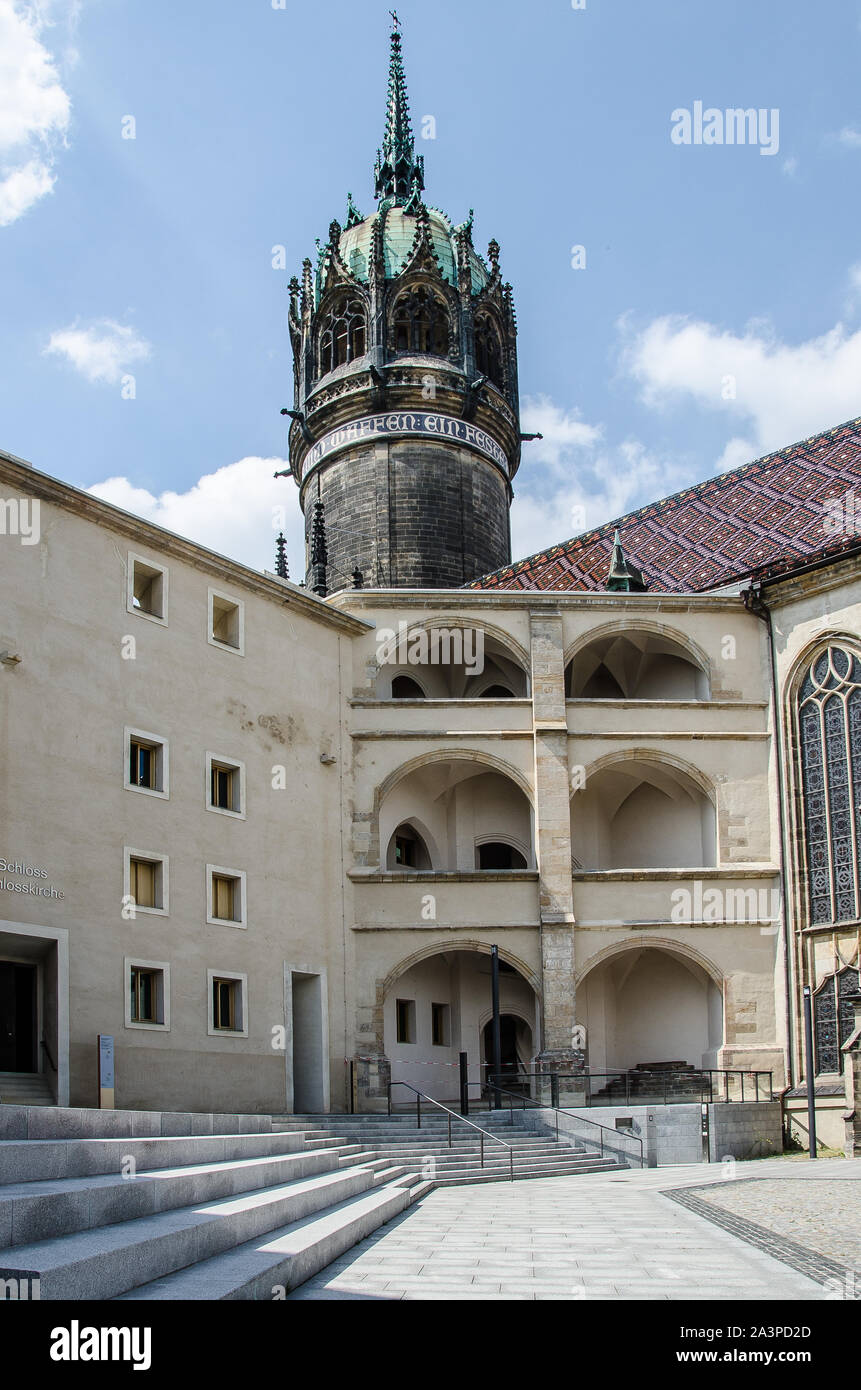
left=469, top=417, right=861, bottom=592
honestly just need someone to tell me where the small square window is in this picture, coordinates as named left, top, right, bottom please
left=206, top=865, right=247, bottom=929
left=128, top=554, right=168, bottom=624
left=431, top=1002, right=450, bottom=1047
left=207, top=969, right=247, bottom=1037
left=125, top=728, right=169, bottom=799
left=396, top=998, right=416, bottom=1045
left=208, top=589, right=244, bottom=654
left=125, top=958, right=170, bottom=1031
left=124, top=848, right=168, bottom=915
left=206, top=753, right=245, bottom=818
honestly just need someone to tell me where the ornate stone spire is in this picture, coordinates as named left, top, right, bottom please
left=373, top=15, right=425, bottom=209
left=275, top=532, right=288, bottom=580
left=310, top=499, right=328, bottom=596
left=606, top=528, right=648, bottom=593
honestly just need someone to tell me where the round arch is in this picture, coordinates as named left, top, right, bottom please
left=369, top=616, right=531, bottom=683
left=570, top=747, right=716, bottom=807
left=564, top=618, right=712, bottom=686
left=380, top=939, right=542, bottom=1003
left=575, top=934, right=726, bottom=990
left=376, top=747, right=535, bottom=813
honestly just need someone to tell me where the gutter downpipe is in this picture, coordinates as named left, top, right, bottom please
left=741, top=580, right=796, bottom=1103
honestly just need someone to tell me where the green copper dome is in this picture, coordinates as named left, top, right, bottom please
left=333, top=207, right=490, bottom=298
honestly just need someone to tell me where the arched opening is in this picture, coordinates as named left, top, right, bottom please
left=385, top=948, right=538, bottom=1104
left=795, top=643, right=861, bottom=927
left=482, top=1013, right=533, bottom=1094
left=475, top=841, right=527, bottom=870
left=581, top=945, right=724, bottom=1076
left=376, top=629, right=528, bottom=700
left=391, top=285, right=450, bottom=356
left=318, top=296, right=367, bottom=376
left=567, top=631, right=710, bottom=700
left=380, top=758, right=534, bottom=873
left=571, top=757, right=716, bottom=870
left=390, top=674, right=426, bottom=699
left=813, top=966, right=860, bottom=1075
left=386, top=821, right=434, bottom=872
left=474, top=312, right=504, bottom=390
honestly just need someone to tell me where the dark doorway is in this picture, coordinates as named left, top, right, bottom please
left=0, top=963, right=37, bottom=1072
left=483, top=1013, right=526, bottom=1093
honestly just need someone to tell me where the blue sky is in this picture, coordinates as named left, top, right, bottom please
left=2, top=0, right=861, bottom=577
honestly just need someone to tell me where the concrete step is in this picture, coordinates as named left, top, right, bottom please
left=0, top=1074, right=55, bottom=1107
left=0, top=1160, right=409, bottom=1300
left=116, top=1174, right=433, bottom=1301
left=0, top=1144, right=380, bottom=1246
left=0, top=1129, right=328, bottom=1185
left=0, top=1104, right=276, bottom=1142
left=434, top=1160, right=621, bottom=1186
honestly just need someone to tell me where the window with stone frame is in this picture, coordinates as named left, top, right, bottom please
left=318, top=296, right=367, bottom=375
left=391, top=285, right=449, bottom=356
left=797, top=644, right=861, bottom=926
left=813, top=965, right=860, bottom=1074
left=474, top=312, right=504, bottom=389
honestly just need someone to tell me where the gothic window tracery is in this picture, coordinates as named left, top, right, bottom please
left=474, top=312, right=504, bottom=389
left=813, top=965, right=860, bottom=1073
left=391, top=286, right=449, bottom=356
left=797, top=644, right=861, bottom=926
left=318, top=297, right=367, bottom=375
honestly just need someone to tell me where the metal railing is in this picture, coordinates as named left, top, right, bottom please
left=580, top=1069, right=774, bottom=1107
left=496, top=1068, right=774, bottom=1107
left=40, top=1038, right=57, bottom=1073
left=387, top=1081, right=515, bottom=1180
left=481, top=1079, right=645, bottom=1168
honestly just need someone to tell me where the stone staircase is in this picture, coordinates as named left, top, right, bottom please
left=0, top=1104, right=431, bottom=1301
left=271, top=1110, right=626, bottom=1186
left=0, top=1072, right=55, bottom=1106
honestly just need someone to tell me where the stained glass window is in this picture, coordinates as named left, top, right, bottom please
left=797, top=645, right=861, bottom=926
left=813, top=966, right=860, bottom=1074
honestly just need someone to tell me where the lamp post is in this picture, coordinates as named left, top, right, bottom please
left=802, top=985, right=817, bottom=1160
left=490, top=945, right=502, bottom=1110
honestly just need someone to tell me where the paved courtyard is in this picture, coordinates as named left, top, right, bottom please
left=289, top=1158, right=861, bottom=1301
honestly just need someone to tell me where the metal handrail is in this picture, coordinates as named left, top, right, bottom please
left=40, top=1038, right=57, bottom=1073
left=505, top=1068, right=774, bottom=1106
left=388, top=1081, right=515, bottom=1180
left=484, top=1080, right=645, bottom=1167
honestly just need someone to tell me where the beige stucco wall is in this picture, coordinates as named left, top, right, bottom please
left=0, top=458, right=365, bottom=1112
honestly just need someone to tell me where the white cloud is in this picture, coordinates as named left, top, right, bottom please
left=44, top=320, right=151, bottom=384
left=510, top=395, right=691, bottom=560
left=620, top=312, right=861, bottom=462
left=781, top=156, right=798, bottom=178
left=0, top=0, right=72, bottom=226
left=835, top=126, right=861, bottom=148
left=87, top=456, right=304, bottom=576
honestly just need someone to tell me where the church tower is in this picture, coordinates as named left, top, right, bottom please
left=286, top=18, right=521, bottom=592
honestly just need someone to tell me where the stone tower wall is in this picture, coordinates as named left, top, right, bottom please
left=302, top=440, right=511, bottom=591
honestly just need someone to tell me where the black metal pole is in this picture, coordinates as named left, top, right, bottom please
left=803, top=986, right=817, bottom=1160
left=459, top=1051, right=469, bottom=1116
left=491, top=944, right=502, bottom=1110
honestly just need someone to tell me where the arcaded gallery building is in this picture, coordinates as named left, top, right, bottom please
left=1, top=25, right=859, bottom=1150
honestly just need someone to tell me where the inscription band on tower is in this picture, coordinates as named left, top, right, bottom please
left=302, top=412, right=509, bottom=478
